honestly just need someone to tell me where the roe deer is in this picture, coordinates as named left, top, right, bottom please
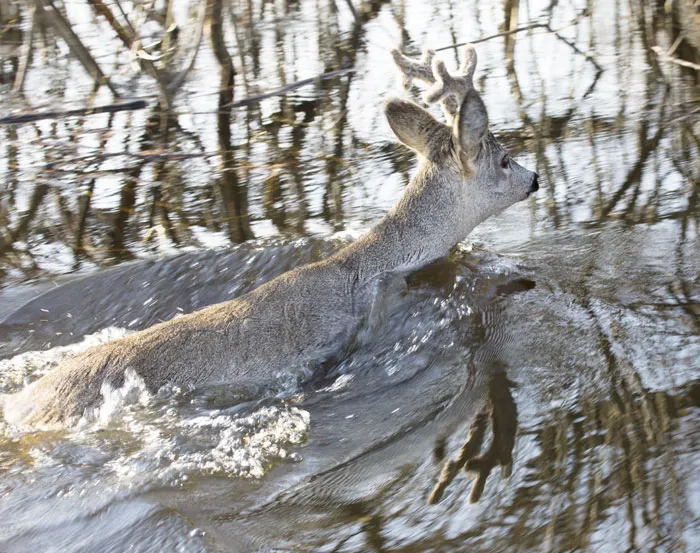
left=4, top=45, right=538, bottom=428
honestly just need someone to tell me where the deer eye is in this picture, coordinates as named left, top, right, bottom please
left=501, top=156, right=509, bottom=169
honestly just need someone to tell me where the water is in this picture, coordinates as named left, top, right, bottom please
left=0, top=0, right=698, bottom=551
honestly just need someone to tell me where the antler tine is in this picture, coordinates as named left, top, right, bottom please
left=424, top=45, right=477, bottom=112
left=391, top=48, right=460, bottom=123
left=392, top=45, right=479, bottom=125
left=391, top=49, right=436, bottom=90
left=459, top=44, right=478, bottom=81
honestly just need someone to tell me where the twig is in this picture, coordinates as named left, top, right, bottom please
left=39, top=0, right=118, bottom=96
left=428, top=370, right=517, bottom=505
left=0, top=183, right=49, bottom=256
left=428, top=412, right=488, bottom=504
left=338, top=0, right=359, bottom=22
left=582, top=67, right=604, bottom=99
left=210, top=0, right=253, bottom=243
left=165, top=0, right=207, bottom=94
left=86, top=0, right=132, bottom=47
left=44, top=151, right=209, bottom=165
left=436, top=18, right=604, bottom=75
left=231, top=68, right=354, bottom=107
left=667, top=105, right=700, bottom=125
left=0, top=22, right=20, bottom=33
left=228, top=6, right=250, bottom=96
left=87, top=0, right=170, bottom=106
left=551, top=27, right=603, bottom=73
left=12, top=1, right=37, bottom=92
left=0, top=100, right=148, bottom=125
left=651, top=46, right=700, bottom=71
left=436, top=23, right=549, bottom=51
left=6, top=151, right=213, bottom=174
left=112, top=0, right=137, bottom=37
left=665, top=33, right=684, bottom=57
left=600, top=95, right=668, bottom=219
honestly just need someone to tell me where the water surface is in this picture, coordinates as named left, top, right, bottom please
left=0, top=0, right=698, bottom=551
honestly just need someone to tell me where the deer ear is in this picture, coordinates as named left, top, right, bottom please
left=385, top=98, right=451, bottom=159
left=455, top=88, right=488, bottom=154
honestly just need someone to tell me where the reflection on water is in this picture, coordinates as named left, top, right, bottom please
left=0, top=0, right=698, bottom=552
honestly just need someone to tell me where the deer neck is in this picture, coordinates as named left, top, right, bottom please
left=333, top=161, right=481, bottom=281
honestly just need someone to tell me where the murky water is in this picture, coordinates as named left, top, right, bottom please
left=0, top=0, right=698, bottom=551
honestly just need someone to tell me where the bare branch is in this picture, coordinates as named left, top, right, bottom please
left=166, top=0, right=207, bottom=94
left=436, top=19, right=604, bottom=75
left=436, top=22, right=549, bottom=51
left=39, top=0, right=118, bottom=96
left=428, top=372, right=518, bottom=505
left=86, top=0, right=171, bottom=106
left=12, top=0, right=37, bottom=92
left=0, top=100, right=147, bottom=125
left=231, top=68, right=354, bottom=108
left=651, top=45, right=700, bottom=71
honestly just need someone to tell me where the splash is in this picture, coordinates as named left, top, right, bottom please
left=77, top=368, right=154, bottom=429
left=99, top=403, right=311, bottom=486
left=1, top=327, right=311, bottom=484
left=0, top=327, right=133, bottom=394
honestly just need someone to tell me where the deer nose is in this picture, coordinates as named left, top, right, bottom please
left=530, top=174, right=539, bottom=193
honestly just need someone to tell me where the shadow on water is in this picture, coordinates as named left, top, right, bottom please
left=0, top=0, right=698, bottom=552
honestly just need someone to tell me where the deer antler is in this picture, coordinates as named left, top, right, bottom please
left=391, top=46, right=479, bottom=125
left=390, top=49, right=436, bottom=90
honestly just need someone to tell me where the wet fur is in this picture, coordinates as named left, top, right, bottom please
left=4, top=46, right=538, bottom=428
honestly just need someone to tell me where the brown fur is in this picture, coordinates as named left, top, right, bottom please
left=4, top=45, right=538, bottom=428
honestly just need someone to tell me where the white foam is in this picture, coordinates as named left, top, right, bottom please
left=1, top=328, right=311, bottom=483
left=0, top=327, right=133, bottom=393
left=104, top=404, right=311, bottom=484
left=77, top=368, right=154, bottom=429
left=319, top=374, right=355, bottom=392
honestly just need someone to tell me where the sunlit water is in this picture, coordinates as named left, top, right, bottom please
left=0, top=0, right=698, bottom=551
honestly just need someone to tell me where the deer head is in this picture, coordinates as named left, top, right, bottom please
left=386, top=46, right=539, bottom=237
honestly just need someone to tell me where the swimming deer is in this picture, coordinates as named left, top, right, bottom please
left=4, top=45, right=538, bottom=428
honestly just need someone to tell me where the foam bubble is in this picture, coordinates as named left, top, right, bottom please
left=0, top=327, right=133, bottom=393
left=77, top=368, right=154, bottom=429
left=1, top=328, right=311, bottom=484
left=104, top=404, right=311, bottom=484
